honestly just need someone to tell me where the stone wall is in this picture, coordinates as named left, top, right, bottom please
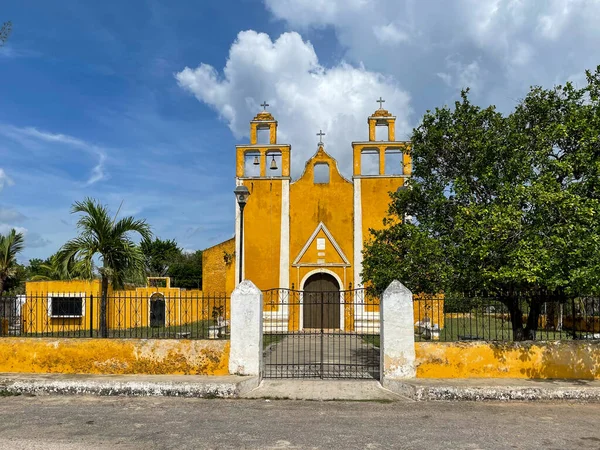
left=0, top=338, right=230, bottom=375
left=416, top=340, right=600, bottom=379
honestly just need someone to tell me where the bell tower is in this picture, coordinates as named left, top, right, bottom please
left=351, top=98, right=411, bottom=288
left=235, top=103, right=291, bottom=290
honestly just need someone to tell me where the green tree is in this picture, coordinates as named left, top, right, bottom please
left=57, top=198, right=151, bottom=336
left=0, top=21, right=11, bottom=47
left=140, top=237, right=182, bottom=277
left=363, top=68, right=600, bottom=340
left=28, top=252, right=90, bottom=281
left=168, top=250, right=202, bottom=289
left=0, top=228, right=25, bottom=294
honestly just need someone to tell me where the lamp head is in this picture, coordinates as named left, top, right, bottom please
left=234, top=185, right=250, bottom=206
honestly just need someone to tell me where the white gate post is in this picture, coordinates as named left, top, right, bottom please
left=381, top=280, right=416, bottom=381
left=229, top=280, right=263, bottom=376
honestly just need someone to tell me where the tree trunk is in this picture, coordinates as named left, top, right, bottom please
left=100, top=274, right=109, bottom=338
left=0, top=277, right=4, bottom=296
left=506, top=296, right=526, bottom=341
left=523, top=299, right=542, bottom=341
left=506, top=295, right=542, bottom=341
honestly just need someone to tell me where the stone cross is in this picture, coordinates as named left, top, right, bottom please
left=377, top=97, right=385, bottom=109
left=317, top=130, right=325, bottom=145
left=261, top=101, right=269, bottom=111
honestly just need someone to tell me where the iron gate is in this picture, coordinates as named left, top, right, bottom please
left=262, top=287, right=380, bottom=379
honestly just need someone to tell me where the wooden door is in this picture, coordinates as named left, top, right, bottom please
left=303, top=273, right=340, bottom=329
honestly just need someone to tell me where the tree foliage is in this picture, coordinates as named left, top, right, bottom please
left=140, top=237, right=181, bottom=277
left=0, top=228, right=24, bottom=293
left=28, top=252, right=90, bottom=282
left=0, top=21, right=11, bottom=47
left=57, top=198, right=151, bottom=336
left=167, top=250, right=203, bottom=289
left=363, top=67, right=600, bottom=340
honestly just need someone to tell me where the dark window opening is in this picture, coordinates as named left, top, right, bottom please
left=50, top=297, right=83, bottom=317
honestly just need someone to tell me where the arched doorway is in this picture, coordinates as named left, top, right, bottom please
left=303, top=272, right=340, bottom=329
left=149, top=293, right=166, bottom=327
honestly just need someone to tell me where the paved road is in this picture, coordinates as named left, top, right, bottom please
left=1, top=396, right=600, bottom=449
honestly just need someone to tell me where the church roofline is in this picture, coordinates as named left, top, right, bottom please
left=291, top=145, right=352, bottom=185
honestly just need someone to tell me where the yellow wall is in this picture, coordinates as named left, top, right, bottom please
left=416, top=341, right=600, bottom=379
left=242, top=179, right=283, bottom=291
left=202, top=238, right=236, bottom=295
left=0, top=338, right=229, bottom=375
left=290, top=147, right=354, bottom=291
left=360, top=177, right=405, bottom=243
left=24, top=280, right=105, bottom=334
left=23, top=280, right=228, bottom=333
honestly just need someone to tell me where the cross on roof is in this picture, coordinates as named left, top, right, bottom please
left=377, top=97, right=385, bottom=109
left=317, top=129, right=326, bottom=145
left=260, top=101, right=269, bottom=111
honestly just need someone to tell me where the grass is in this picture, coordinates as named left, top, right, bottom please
left=437, top=316, right=575, bottom=342
left=361, top=315, right=578, bottom=345
left=263, top=334, right=285, bottom=349
left=22, top=319, right=229, bottom=339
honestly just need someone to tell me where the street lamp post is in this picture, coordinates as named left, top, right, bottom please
left=234, top=185, right=250, bottom=284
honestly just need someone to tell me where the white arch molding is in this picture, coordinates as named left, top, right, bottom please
left=299, top=269, right=345, bottom=331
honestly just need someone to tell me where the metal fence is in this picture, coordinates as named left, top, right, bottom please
left=0, top=293, right=229, bottom=339
left=415, top=294, right=600, bottom=342
left=262, top=288, right=380, bottom=379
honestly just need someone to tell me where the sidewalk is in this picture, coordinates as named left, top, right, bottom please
left=1, top=373, right=599, bottom=401
left=385, top=378, right=600, bottom=402
left=0, top=373, right=259, bottom=398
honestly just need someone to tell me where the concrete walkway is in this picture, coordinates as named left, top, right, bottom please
left=263, top=333, right=379, bottom=379
left=243, top=379, right=409, bottom=401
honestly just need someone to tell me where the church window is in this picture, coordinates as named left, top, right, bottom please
left=361, top=149, right=380, bottom=175
left=376, top=124, right=389, bottom=141
left=314, top=163, right=330, bottom=183
left=267, top=151, right=282, bottom=176
left=256, top=127, right=270, bottom=144
left=244, top=151, right=261, bottom=177
left=384, top=148, right=404, bottom=175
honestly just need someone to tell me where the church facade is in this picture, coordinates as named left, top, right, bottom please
left=202, top=103, right=411, bottom=306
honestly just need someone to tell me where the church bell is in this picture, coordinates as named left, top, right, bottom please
left=253, top=155, right=260, bottom=165
left=270, top=155, right=278, bottom=170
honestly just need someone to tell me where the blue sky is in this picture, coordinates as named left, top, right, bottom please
left=1, top=0, right=598, bottom=262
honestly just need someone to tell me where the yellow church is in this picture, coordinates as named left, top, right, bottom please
left=202, top=100, right=412, bottom=330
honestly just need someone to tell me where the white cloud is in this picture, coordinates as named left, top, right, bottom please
left=264, top=0, right=600, bottom=112
left=0, top=208, right=26, bottom=223
left=0, top=224, right=50, bottom=249
left=0, top=168, right=14, bottom=192
left=373, top=23, right=409, bottom=45
left=176, top=30, right=411, bottom=176
left=0, top=125, right=107, bottom=185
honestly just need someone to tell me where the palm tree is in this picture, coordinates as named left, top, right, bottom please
left=58, top=198, right=151, bottom=337
left=0, top=228, right=25, bottom=294
left=29, top=252, right=90, bottom=281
